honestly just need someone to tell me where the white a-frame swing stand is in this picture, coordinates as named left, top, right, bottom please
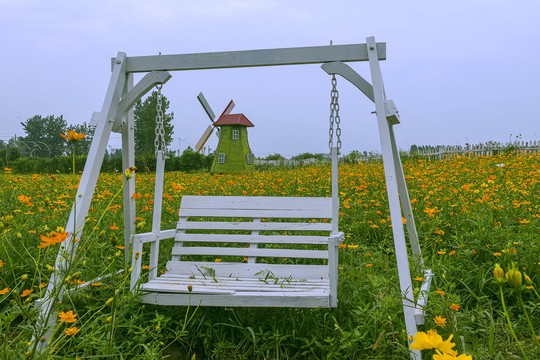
left=36, top=37, right=432, bottom=359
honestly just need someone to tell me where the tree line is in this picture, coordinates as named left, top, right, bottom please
left=3, top=90, right=173, bottom=159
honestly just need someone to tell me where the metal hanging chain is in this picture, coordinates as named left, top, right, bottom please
left=154, top=84, right=167, bottom=157
left=329, top=74, right=342, bottom=152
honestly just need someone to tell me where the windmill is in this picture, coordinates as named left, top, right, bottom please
left=194, top=92, right=255, bottom=173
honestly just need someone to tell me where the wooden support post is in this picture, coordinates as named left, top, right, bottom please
left=34, top=52, right=128, bottom=350
left=388, top=125, right=422, bottom=265
left=367, top=36, right=419, bottom=360
left=122, top=74, right=136, bottom=263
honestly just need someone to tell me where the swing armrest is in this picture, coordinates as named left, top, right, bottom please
left=134, top=229, right=176, bottom=244
left=130, top=229, right=176, bottom=290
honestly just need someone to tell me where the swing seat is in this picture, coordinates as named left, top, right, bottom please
left=139, top=195, right=344, bottom=307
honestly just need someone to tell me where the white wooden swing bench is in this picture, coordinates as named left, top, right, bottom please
left=136, top=195, right=344, bottom=308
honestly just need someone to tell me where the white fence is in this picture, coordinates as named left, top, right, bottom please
left=413, top=140, right=540, bottom=159
left=254, top=158, right=325, bottom=167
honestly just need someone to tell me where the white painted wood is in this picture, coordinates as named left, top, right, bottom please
left=141, top=291, right=330, bottom=308
left=331, top=146, right=339, bottom=234
left=177, top=219, right=333, bottom=232
left=180, top=195, right=332, bottom=213
left=136, top=194, right=341, bottom=308
left=321, top=61, right=374, bottom=102
left=37, top=52, right=128, bottom=350
left=134, top=229, right=176, bottom=244
left=113, top=71, right=172, bottom=132
left=89, top=111, right=100, bottom=127
left=367, top=36, right=419, bottom=360
left=175, top=233, right=330, bottom=245
left=248, top=218, right=261, bottom=264
left=389, top=125, right=422, bottom=264
left=157, top=274, right=329, bottom=285
left=144, top=278, right=329, bottom=292
left=166, top=261, right=329, bottom=279
left=172, top=246, right=329, bottom=259
left=414, top=269, right=433, bottom=325
left=328, top=235, right=339, bottom=307
left=115, top=43, right=386, bottom=73
left=149, top=151, right=166, bottom=281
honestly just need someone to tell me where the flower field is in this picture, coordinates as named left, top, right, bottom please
left=1, top=152, right=539, bottom=359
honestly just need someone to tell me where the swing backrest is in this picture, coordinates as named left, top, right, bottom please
left=167, top=195, right=336, bottom=280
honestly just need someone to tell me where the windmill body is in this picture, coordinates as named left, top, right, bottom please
left=211, top=113, right=254, bottom=173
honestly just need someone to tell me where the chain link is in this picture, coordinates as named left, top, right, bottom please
left=154, top=84, right=166, bottom=158
left=329, top=75, right=342, bottom=152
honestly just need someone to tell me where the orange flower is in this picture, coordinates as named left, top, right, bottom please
left=0, top=287, right=10, bottom=295
left=64, top=326, right=80, bottom=336
left=60, top=130, right=86, bottom=142
left=449, top=303, right=460, bottom=312
left=17, top=195, right=33, bottom=205
left=109, top=223, right=119, bottom=230
left=38, top=231, right=69, bottom=248
left=434, top=315, right=447, bottom=327
left=435, top=289, right=446, bottom=296
left=0, top=259, right=3, bottom=267
left=91, top=282, right=102, bottom=286
left=21, top=289, right=33, bottom=297
left=58, top=310, right=77, bottom=323
left=423, top=207, right=437, bottom=218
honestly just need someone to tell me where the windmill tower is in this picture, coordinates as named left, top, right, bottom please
left=194, top=93, right=255, bottom=173
left=211, top=113, right=254, bottom=173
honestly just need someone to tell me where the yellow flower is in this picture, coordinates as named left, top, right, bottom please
left=434, top=315, right=447, bottom=328
left=433, top=350, right=472, bottom=360
left=410, top=330, right=456, bottom=355
left=505, top=262, right=522, bottom=291
left=124, top=166, right=137, bottom=180
left=58, top=310, right=77, bottom=323
left=64, top=327, right=80, bottom=336
left=493, top=264, right=505, bottom=285
left=60, top=130, right=86, bottom=142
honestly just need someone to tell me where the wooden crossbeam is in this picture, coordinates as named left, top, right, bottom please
left=112, top=43, right=386, bottom=73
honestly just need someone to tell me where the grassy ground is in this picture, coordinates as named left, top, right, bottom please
left=0, top=152, right=539, bottom=359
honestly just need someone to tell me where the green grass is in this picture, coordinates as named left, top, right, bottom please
left=0, top=152, right=539, bottom=359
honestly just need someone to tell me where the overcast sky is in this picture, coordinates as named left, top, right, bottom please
left=1, top=0, right=539, bottom=157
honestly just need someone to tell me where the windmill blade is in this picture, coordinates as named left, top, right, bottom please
left=218, top=100, right=235, bottom=119
left=195, top=125, right=214, bottom=153
left=197, top=92, right=216, bottom=122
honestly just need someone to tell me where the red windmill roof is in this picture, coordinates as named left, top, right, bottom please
left=213, top=113, right=254, bottom=127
